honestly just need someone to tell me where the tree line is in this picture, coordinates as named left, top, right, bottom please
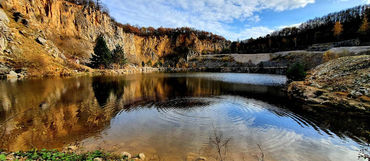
left=229, top=4, right=370, bottom=54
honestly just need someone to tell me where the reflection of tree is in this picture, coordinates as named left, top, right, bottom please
left=0, top=77, right=119, bottom=151
left=209, top=126, right=232, bottom=161
left=92, top=76, right=126, bottom=107
left=256, top=144, right=265, bottom=161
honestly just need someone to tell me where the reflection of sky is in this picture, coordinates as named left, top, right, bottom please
left=165, top=73, right=287, bottom=86
left=222, top=96, right=363, bottom=149
left=81, top=96, right=365, bottom=161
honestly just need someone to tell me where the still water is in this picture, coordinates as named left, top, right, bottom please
left=0, top=73, right=368, bottom=161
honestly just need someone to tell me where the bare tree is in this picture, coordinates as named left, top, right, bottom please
left=256, top=144, right=265, bottom=161
left=210, top=128, right=232, bottom=161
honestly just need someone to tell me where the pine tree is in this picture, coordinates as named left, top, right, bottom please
left=96, top=0, right=101, bottom=10
left=333, top=21, right=343, bottom=38
left=358, top=14, right=369, bottom=34
left=90, top=35, right=112, bottom=69
left=112, top=45, right=127, bottom=66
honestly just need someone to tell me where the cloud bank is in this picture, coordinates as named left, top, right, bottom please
left=103, top=0, right=315, bottom=40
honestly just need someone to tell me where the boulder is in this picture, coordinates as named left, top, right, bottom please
left=0, top=9, right=9, bottom=24
left=36, top=37, right=47, bottom=45
left=0, top=11, right=10, bottom=51
left=0, top=65, right=10, bottom=76
left=138, top=153, right=145, bottom=160
left=6, top=71, right=17, bottom=78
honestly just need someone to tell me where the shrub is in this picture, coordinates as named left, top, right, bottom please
left=287, top=62, right=306, bottom=81
left=29, top=55, right=48, bottom=69
left=323, top=51, right=338, bottom=62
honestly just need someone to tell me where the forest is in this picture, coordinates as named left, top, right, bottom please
left=228, top=4, right=370, bottom=53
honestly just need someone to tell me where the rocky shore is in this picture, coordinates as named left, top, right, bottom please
left=288, top=55, right=370, bottom=111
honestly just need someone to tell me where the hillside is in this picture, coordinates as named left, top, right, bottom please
left=229, top=5, right=370, bottom=54
left=288, top=55, right=370, bottom=111
left=0, top=0, right=229, bottom=77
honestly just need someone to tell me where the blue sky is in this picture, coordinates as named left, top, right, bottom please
left=102, top=0, right=370, bottom=41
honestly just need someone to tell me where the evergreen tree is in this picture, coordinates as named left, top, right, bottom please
left=112, top=45, right=127, bottom=66
left=96, top=0, right=101, bottom=10
left=90, top=35, right=112, bottom=69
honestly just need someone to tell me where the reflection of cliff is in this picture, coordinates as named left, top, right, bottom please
left=0, top=77, right=123, bottom=151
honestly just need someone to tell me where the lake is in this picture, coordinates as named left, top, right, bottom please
left=0, top=73, right=368, bottom=161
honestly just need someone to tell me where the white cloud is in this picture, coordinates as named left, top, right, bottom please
left=229, top=26, right=275, bottom=40
left=103, top=0, right=315, bottom=40
left=277, top=23, right=302, bottom=29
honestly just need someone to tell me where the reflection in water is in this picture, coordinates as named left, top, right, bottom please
left=0, top=73, right=369, bottom=161
left=92, top=77, right=126, bottom=107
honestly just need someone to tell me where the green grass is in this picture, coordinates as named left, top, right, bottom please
left=1, top=149, right=122, bottom=161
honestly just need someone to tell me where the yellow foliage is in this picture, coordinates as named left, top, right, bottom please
left=333, top=21, right=343, bottom=37
left=358, top=14, right=369, bottom=34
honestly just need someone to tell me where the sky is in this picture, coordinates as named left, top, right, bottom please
left=102, top=0, right=370, bottom=41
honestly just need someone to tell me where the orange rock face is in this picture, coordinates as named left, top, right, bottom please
left=0, top=0, right=229, bottom=74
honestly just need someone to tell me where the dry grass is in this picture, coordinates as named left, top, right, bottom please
left=50, top=35, right=92, bottom=59
left=323, top=51, right=339, bottom=62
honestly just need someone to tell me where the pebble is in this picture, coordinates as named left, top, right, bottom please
left=138, top=153, right=145, bottom=160
left=195, top=157, right=207, bottom=161
left=122, top=152, right=131, bottom=159
left=93, top=158, right=103, bottom=161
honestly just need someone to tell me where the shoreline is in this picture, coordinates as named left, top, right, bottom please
left=0, top=66, right=288, bottom=80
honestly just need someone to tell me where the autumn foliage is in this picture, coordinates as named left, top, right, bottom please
left=230, top=5, right=370, bottom=54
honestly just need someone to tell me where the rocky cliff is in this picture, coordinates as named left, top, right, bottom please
left=0, top=0, right=229, bottom=77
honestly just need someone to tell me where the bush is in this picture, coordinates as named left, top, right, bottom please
left=287, top=62, right=306, bottom=81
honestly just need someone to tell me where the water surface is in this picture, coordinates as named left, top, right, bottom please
left=0, top=73, right=368, bottom=161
